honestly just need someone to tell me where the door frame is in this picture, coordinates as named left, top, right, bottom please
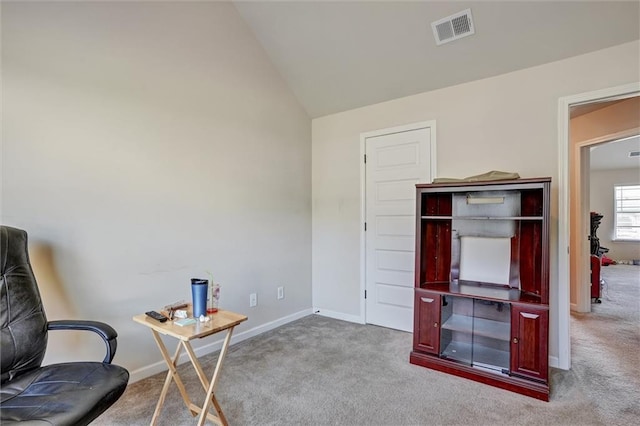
left=359, top=121, right=437, bottom=325
left=557, top=82, right=639, bottom=370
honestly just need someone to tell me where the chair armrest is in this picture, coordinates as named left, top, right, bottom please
left=47, top=320, right=118, bottom=364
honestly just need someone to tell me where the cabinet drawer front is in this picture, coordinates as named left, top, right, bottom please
left=511, top=306, right=549, bottom=381
left=414, top=290, right=441, bottom=354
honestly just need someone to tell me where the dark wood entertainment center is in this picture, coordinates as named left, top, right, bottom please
left=410, top=177, right=551, bottom=401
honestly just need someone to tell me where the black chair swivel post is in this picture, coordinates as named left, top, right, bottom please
left=0, top=226, right=129, bottom=425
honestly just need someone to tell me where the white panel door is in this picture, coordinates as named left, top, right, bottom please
left=365, top=127, right=431, bottom=331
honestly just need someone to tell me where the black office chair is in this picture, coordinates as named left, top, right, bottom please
left=0, top=225, right=129, bottom=425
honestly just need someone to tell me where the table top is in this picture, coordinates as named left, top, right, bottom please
left=133, top=309, right=248, bottom=341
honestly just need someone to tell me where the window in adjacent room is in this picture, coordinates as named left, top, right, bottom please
left=614, top=184, right=640, bottom=241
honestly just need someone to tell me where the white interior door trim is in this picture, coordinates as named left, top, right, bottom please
left=359, top=121, right=437, bottom=325
left=557, top=82, right=639, bottom=370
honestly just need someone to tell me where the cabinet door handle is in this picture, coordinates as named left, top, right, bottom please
left=421, top=297, right=434, bottom=303
left=512, top=337, right=519, bottom=344
left=434, top=322, right=438, bottom=328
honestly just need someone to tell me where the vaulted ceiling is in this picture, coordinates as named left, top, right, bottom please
left=234, top=1, right=640, bottom=118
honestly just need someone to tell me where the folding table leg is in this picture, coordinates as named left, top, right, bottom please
left=150, top=331, right=196, bottom=425
left=197, top=327, right=235, bottom=426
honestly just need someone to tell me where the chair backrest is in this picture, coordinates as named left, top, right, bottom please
left=0, top=226, right=48, bottom=383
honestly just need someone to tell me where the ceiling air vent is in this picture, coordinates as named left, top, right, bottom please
left=431, top=8, right=475, bottom=46
left=629, top=151, right=640, bottom=158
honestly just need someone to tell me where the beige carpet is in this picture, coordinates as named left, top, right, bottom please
left=95, top=265, right=640, bottom=425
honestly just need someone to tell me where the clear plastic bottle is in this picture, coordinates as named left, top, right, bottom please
left=207, top=281, right=220, bottom=313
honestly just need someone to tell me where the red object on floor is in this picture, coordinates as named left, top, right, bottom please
left=601, top=254, right=616, bottom=266
left=591, top=255, right=601, bottom=302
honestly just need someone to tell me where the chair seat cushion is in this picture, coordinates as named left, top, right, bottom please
left=0, top=362, right=129, bottom=426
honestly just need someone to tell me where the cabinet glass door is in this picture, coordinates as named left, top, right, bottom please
left=439, top=296, right=473, bottom=366
left=439, top=295, right=511, bottom=375
left=471, top=299, right=510, bottom=374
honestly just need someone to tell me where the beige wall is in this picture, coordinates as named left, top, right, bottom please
left=2, top=1, right=312, bottom=379
left=590, top=168, right=640, bottom=261
left=312, top=40, right=640, bottom=365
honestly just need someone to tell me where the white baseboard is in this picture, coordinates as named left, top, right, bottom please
left=312, top=307, right=365, bottom=324
left=129, top=308, right=313, bottom=383
left=549, top=355, right=560, bottom=369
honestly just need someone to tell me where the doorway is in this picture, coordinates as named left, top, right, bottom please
left=558, top=83, right=640, bottom=370
left=571, top=98, right=640, bottom=313
left=360, top=121, right=436, bottom=331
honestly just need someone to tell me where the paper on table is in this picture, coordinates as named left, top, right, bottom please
left=174, top=318, right=196, bottom=327
left=459, top=236, right=511, bottom=285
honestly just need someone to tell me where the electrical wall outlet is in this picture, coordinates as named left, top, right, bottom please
left=277, top=286, right=284, bottom=300
left=249, top=293, right=257, bottom=307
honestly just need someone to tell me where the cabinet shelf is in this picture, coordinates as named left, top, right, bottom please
left=441, top=341, right=471, bottom=365
left=421, top=216, right=543, bottom=221
left=419, top=281, right=543, bottom=304
left=441, top=341, right=510, bottom=372
left=441, top=314, right=510, bottom=341
left=473, top=346, right=510, bottom=372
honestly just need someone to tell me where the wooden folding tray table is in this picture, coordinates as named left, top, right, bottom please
left=133, top=309, right=247, bottom=425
